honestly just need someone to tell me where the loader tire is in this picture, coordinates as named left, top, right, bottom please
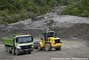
left=38, top=45, right=42, bottom=51
left=55, top=46, right=61, bottom=50
left=45, top=43, right=52, bottom=51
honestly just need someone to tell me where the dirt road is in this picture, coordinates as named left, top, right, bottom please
left=0, top=38, right=89, bottom=60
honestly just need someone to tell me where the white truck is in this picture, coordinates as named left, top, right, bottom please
left=3, top=34, right=33, bottom=55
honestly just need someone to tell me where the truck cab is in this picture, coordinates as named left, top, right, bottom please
left=3, top=34, right=33, bottom=55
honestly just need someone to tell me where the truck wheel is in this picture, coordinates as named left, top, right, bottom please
left=38, top=45, right=42, bottom=51
left=4, top=45, right=8, bottom=52
left=45, top=43, right=52, bottom=51
left=28, top=51, right=31, bottom=54
left=12, top=48, right=15, bottom=55
left=15, top=49, right=19, bottom=55
left=55, top=46, right=61, bottom=50
left=7, top=47, right=10, bottom=53
left=5, top=49, right=8, bottom=52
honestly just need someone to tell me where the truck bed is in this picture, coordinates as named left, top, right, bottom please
left=3, top=38, right=14, bottom=46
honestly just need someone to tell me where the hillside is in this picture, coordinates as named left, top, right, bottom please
left=0, top=0, right=80, bottom=24
left=60, top=0, right=89, bottom=17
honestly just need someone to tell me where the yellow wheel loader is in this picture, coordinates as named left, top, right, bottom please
left=34, top=30, right=63, bottom=51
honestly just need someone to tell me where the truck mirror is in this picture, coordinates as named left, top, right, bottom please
left=15, top=38, right=18, bottom=43
left=32, top=39, right=33, bottom=42
left=32, top=37, right=33, bottom=41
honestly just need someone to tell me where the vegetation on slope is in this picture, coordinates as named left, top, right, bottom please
left=60, top=0, right=89, bottom=17
left=0, top=0, right=60, bottom=24
left=0, top=0, right=80, bottom=24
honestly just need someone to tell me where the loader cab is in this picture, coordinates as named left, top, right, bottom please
left=43, top=31, right=55, bottom=41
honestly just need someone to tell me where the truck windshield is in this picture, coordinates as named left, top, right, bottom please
left=16, top=36, right=33, bottom=44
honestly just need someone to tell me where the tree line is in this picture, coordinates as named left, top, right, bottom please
left=60, top=0, right=89, bottom=17
left=0, top=0, right=80, bottom=24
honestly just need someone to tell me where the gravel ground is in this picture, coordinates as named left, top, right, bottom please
left=0, top=39, right=89, bottom=60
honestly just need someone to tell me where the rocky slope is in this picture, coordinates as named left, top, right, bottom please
left=0, top=13, right=89, bottom=41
